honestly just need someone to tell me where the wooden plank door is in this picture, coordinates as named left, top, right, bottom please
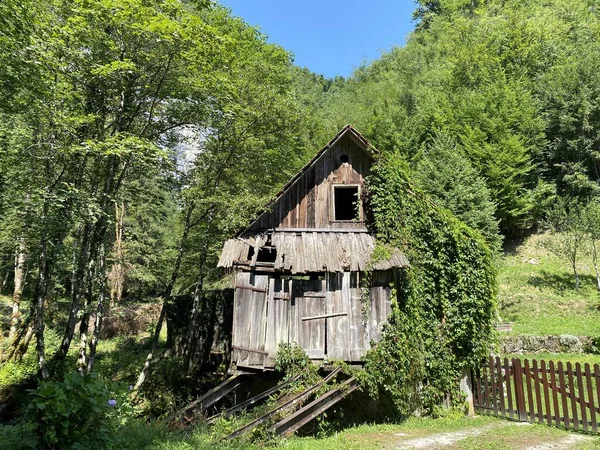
left=289, top=278, right=326, bottom=359
left=326, top=272, right=351, bottom=361
left=264, top=277, right=291, bottom=366
left=231, top=271, right=269, bottom=367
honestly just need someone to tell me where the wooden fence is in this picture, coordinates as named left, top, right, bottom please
left=472, top=356, right=600, bottom=434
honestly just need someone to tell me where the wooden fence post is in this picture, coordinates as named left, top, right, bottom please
left=512, top=358, right=528, bottom=422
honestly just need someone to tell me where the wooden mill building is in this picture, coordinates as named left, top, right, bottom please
left=218, top=125, right=409, bottom=371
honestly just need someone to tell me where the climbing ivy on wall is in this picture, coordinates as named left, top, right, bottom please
left=359, top=153, right=498, bottom=416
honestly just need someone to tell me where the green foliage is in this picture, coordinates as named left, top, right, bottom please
left=0, top=328, right=62, bottom=392
left=413, top=132, right=501, bottom=252
left=25, top=372, right=128, bottom=449
left=299, top=0, right=600, bottom=235
left=360, top=153, right=497, bottom=416
left=498, top=232, right=600, bottom=336
left=584, top=336, right=600, bottom=355
left=544, top=199, right=588, bottom=289
left=274, top=342, right=317, bottom=382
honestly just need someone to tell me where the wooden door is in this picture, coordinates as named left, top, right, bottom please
left=289, top=278, right=326, bottom=359
left=264, top=277, right=291, bottom=366
left=231, top=271, right=269, bottom=367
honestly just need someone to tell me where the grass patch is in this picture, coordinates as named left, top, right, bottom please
left=453, top=422, right=600, bottom=450
left=3, top=412, right=599, bottom=449
left=506, top=352, right=600, bottom=366
left=499, top=232, right=600, bottom=336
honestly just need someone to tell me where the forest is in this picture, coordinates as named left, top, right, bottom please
left=1, top=0, right=600, bottom=448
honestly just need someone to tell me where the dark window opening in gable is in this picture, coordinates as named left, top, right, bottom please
left=257, top=247, right=277, bottom=263
left=247, top=246, right=277, bottom=264
left=340, top=154, right=349, bottom=163
left=333, top=185, right=359, bottom=221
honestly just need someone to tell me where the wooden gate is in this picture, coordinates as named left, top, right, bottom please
left=473, top=356, right=600, bottom=434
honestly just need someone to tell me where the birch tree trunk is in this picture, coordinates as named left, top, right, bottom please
left=34, top=226, right=50, bottom=379
left=55, top=223, right=92, bottom=360
left=109, top=202, right=125, bottom=306
left=86, top=154, right=117, bottom=373
left=9, top=237, right=27, bottom=341
left=133, top=203, right=194, bottom=392
left=592, top=239, right=600, bottom=291
left=183, top=217, right=214, bottom=373
left=77, top=270, right=93, bottom=371
left=87, top=237, right=107, bottom=373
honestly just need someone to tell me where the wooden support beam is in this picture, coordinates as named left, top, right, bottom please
left=232, top=345, right=268, bottom=355
left=234, top=284, right=268, bottom=293
left=169, top=374, right=245, bottom=422
left=302, top=312, right=348, bottom=321
left=206, top=374, right=301, bottom=424
left=226, top=368, right=341, bottom=440
left=270, top=377, right=359, bottom=436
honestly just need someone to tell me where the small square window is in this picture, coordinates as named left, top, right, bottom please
left=333, top=185, right=360, bottom=221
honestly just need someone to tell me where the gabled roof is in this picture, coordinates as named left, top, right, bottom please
left=239, top=125, right=377, bottom=235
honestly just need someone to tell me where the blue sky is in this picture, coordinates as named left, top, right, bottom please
left=217, top=1, right=416, bottom=78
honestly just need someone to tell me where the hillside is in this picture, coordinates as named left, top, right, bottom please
left=499, top=232, right=600, bottom=337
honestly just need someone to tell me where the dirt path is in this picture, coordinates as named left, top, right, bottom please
left=522, top=434, right=591, bottom=450
left=396, top=422, right=513, bottom=449
left=394, top=421, right=592, bottom=450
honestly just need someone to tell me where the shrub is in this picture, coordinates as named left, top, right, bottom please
left=585, top=336, right=600, bottom=355
left=275, top=342, right=311, bottom=379
left=25, top=372, right=127, bottom=449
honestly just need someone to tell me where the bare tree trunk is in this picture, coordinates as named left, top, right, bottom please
left=34, top=238, right=49, bottom=380
left=133, top=203, right=194, bottom=392
left=87, top=238, right=107, bottom=373
left=133, top=304, right=167, bottom=392
left=86, top=154, right=118, bottom=374
left=109, top=202, right=125, bottom=306
left=9, top=237, right=27, bottom=341
left=183, top=219, right=214, bottom=373
left=183, top=279, right=203, bottom=372
left=77, top=272, right=93, bottom=371
left=592, top=240, right=600, bottom=291
left=55, top=224, right=92, bottom=361
left=14, top=322, right=34, bottom=362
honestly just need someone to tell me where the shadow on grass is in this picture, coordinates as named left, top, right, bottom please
left=528, top=270, right=598, bottom=295
left=502, top=229, right=539, bottom=257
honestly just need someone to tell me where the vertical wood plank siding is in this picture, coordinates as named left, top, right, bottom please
left=249, top=134, right=372, bottom=231
left=232, top=270, right=393, bottom=368
left=473, top=357, right=600, bottom=434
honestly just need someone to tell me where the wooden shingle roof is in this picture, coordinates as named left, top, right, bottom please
left=218, top=231, right=409, bottom=273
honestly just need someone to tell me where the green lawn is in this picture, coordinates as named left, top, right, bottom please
left=106, top=414, right=600, bottom=449
left=499, top=232, right=600, bottom=337
left=506, top=352, right=600, bottom=366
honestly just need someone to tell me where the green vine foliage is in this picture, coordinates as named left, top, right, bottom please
left=359, top=153, right=498, bottom=416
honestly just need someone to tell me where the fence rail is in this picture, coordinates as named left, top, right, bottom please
left=472, top=356, right=600, bottom=434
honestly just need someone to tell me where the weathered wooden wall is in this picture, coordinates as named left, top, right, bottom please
left=250, top=134, right=372, bottom=231
left=231, top=270, right=393, bottom=369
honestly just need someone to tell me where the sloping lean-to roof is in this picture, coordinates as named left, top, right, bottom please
left=218, top=231, right=409, bottom=274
